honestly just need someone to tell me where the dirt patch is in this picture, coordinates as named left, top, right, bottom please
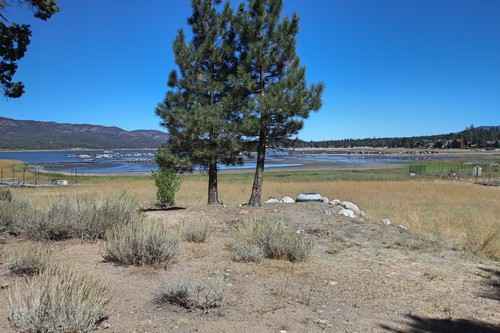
left=1, top=203, right=499, bottom=332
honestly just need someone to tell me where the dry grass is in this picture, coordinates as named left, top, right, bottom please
left=8, top=264, right=108, bottom=333
left=8, top=171, right=500, bottom=258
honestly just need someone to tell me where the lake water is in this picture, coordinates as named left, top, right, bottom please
left=0, top=149, right=441, bottom=175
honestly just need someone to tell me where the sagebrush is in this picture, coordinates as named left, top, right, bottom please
left=6, top=243, right=52, bottom=276
left=154, top=280, right=223, bottom=310
left=231, top=217, right=313, bottom=263
left=8, top=265, right=108, bottom=333
left=2, top=193, right=139, bottom=241
left=182, top=219, right=210, bottom=243
left=104, top=221, right=180, bottom=267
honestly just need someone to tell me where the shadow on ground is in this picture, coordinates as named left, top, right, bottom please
left=380, top=315, right=500, bottom=333
left=479, top=267, right=500, bottom=302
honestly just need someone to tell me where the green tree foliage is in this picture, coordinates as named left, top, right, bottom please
left=234, top=0, right=324, bottom=206
left=0, top=0, right=58, bottom=98
left=153, top=169, right=181, bottom=208
left=156, top=0, right=249, bottom=205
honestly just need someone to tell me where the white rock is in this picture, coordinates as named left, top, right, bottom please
left=320, top=196, right=329, bottom=204
left=265, top=198, right=280, bottom=204
left=398, top=224, right=409, bottom=231
left=329, top=199, right=341, bottom=206
left=280, top=196, right=295, bottom=204
left=382, top=218, right=392, bottom=225
left=341, top=201, right=361, bottom=215
left=296, top=193, right=323, bottom=202
left=338, top=208, right=356, bottom=218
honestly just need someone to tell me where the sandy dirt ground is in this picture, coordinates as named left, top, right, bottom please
left=1, top=203, right=499, bottom=333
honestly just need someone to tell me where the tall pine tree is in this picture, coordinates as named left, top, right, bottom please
left=235, top=0, right=324, bottom=206
left=156, top=0, right=247, bottom=205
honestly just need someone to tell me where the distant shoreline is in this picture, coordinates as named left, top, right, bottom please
left=1, top=147, right=499, bottom=154
left=0, top=148, right=159, bottom=153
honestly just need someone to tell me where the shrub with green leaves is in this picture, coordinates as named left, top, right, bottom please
left=154, top=280, right=223, bottom=310
left=6, top=243, right=52, bottom=276
left=8, top=265, right=108, bottom=333
left=104, top=221, right=180, bottom=267
left=231, top=217, right=313, bottom=263
left=153, top=169, right=181, bottom=208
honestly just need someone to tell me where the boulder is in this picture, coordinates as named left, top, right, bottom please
left=265, top=198, right=280, bottom=204
left=338, top=208, right=356, bottom=218
left=296, top=193, right=323, bottom=202
left=341, top=201, right=361, bottom=216
left=280, top=196, right=295, bottom=204
left=329, top=199, right=341, bottom=206
left=320, top=196, right=329, bottom=204
left=382, top=218, right=392, bottom=225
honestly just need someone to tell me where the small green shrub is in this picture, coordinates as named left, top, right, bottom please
left=6, top=243, right=52, bottom=276
left=104, top=221, right=180, bottom=267
left=0, top=188, right=12, bottom=202
left=231, top=217, right=313, bottom=263
left=153, top=169, right=181, bottom=208
left=154, top=280, right=223, bottom=310
left=182, top=219, right=209, bottom=243
left=8, top=265, right=108, bottom=333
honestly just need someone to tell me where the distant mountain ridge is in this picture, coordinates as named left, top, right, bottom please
left=0, top=117, right=168, bottom=149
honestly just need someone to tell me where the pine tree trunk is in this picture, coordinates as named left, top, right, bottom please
left=207, top=161, right=221, bottom=205
left=248, top=124, right=267, bottom=207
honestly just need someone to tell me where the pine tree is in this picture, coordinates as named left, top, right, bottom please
left=235, top=0, right=324, bottom=207
left=156, top=0, right=247, bottom=205
left=1, top=0, right=59, bottom=98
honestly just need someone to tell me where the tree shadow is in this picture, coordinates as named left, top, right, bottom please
left=380, top=315, right=500, bottom=333
left=478, top=267, right=500, bottom=302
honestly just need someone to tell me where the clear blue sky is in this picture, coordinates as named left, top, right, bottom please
left=1, top=0, right=499, bottom=141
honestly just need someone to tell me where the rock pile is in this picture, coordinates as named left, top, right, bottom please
left=265, top=193, right=366, bottom=220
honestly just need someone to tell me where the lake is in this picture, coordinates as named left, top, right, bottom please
left=0, top=149, right=443, bottom=175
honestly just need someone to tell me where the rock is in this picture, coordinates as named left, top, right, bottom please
left=329, top=199, right=341, bottom=206
left=0, top=283, right=9, bottom=290
left=315, top=319, right=332, bottom=329
left=320, top=196, right=329, bottom=204
left=338, top=208, right=356, bottom=218
left=280, top=196, right=295, bottom=204
left=398, top=224, right=409, bottom=231
left=382, top=218, right=392, bottom=225
left=296, top=193, right=323, bottom=202
left=265, top=198, right=281, bottom=204
left=102, top=322, right=111, bottom=329
left=341, top=201, right=361, bottom=215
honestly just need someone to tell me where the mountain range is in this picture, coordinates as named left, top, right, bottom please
left=1, top=117, right=499, bottom=150
left=0, top=117, right=168, bottom=149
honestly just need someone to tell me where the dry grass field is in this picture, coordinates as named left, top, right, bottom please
left=9, top=170, right=500, bottom=259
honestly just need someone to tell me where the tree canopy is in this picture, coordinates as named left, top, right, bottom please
left=156, top=0, right=249, bottom=205
left=234, top=0, right=324, bottom=206
left=0, top=0, right=59, bottom=98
